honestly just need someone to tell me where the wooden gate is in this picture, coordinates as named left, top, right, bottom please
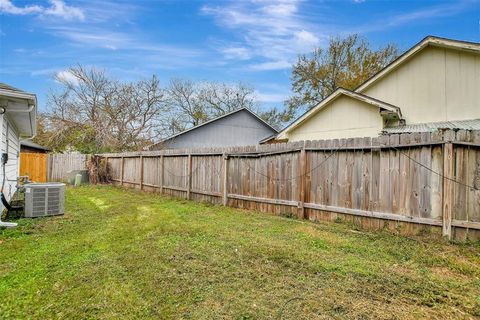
left=20, top=152, right=47, bottom=182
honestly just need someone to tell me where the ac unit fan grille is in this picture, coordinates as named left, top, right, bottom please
left=47, top=187, right=60, bottom=215
left=32, top=188, right=47, bottom=216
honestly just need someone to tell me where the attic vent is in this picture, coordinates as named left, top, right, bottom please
left=24, top=183, right=65, bottom=218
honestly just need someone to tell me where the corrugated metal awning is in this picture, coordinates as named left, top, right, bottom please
left=383, top=119, right=480, bottom=134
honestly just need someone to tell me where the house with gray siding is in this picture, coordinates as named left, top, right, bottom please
left=150, top=108, right=278, bottom=150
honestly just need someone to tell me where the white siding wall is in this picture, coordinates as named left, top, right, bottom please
left=281, top=44, right=480, bottom=143
left=0, top=114, right=20, bottom=203
left=361, top=46, right=480, bottom=124
left=286, top=95, right=384, bottom=141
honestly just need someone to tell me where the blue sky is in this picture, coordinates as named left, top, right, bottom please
left=1, top=0, right=479, bottom=112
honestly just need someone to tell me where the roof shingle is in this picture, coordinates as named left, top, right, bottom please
left=383, top=119, right=480, bottom=134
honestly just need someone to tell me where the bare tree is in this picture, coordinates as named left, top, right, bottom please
left=44, top=65, right=166, bottom=153
left=198, top=82, right=257, bottom=116
left=105, top=75, right=166, bottom=150
left=166, top=79, right=206, bottom=128
left=38, top=65, right=283, bottom=151
left=162, top=79, right=260, bottom=135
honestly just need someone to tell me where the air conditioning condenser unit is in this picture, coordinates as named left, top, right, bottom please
left=24, top=183, right=65, bottom=218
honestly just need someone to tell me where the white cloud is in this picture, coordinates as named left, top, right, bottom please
left=256, top=91, right=287, bottom=103
left=261, top=2, right=298, bottom=16
left=48, top=26, right=206, bottom=62
left=0, top=0, right=42, bottom=14
left=55, top=69, right=79, bottom=84
left=294, top=30, right=319, bottom=46
left=387, top=3, right=466, bottom=27
left=221, top=46, right=252, bottom=60
left=202, top=0, right=325, bottom=71
left=30, top=68, right=61, bottom=76
left=50, top=27, right=130, bottom=50
left=44, top=0, right=84, bottom=20
left=356, top=2, right=472, bottom=33
left=84, top=1, right=138, bottom=24
left=0, top=0, right=84, bottom=20
left=249, top=60, right=291, bottom=71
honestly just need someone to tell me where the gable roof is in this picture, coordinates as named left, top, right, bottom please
left=277, top=88, right=401, bottom=139
left=0, top=83, right=23, bottom=92
left=356, top=36, right=480, bottom=93
left=0, top=82, right=36, bottom=101
left=149, top=108, right=278, bottom=149
left=276, top=36, right=480, bottom=140
left=0, top=82, right=37, bottom=138
left=20, top=140, right=50, bottom=152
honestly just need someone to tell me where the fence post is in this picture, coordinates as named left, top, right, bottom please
left=160, top=155, right=164, bottom=194
left=223, top=153, right=228, bottom=206
left=120, top=156, right=124, bottom=186
left=298, top=145, right=306, bottom=219
left=187, top=154, right=192, bottom=200
left=442, top=131, right=455, bottom=240
left=104, top=156, right=108, bottom=183
left=139, top=155, right=144, bottom=190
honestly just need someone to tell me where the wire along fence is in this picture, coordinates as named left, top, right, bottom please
left=98, top=129, right=480, bottom=241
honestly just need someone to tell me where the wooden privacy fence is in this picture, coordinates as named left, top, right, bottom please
left=20, top=152, right=47, bottom=182
left=47, top=153, right=88, bottom=181
left=99, top=129, right=480, bottom=241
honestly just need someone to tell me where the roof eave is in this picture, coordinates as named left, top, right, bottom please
left=356, top=36, right=480, bottom=93
left=0, top=91, right=37, bottom=139
left=0, top=88, right=36, bottom=102
left=277, top=88, right=402, bottom=139
left=149, top=108, right=278, bottom=149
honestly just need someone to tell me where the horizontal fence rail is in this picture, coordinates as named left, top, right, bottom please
left=98, top=129, right=480, bottom=241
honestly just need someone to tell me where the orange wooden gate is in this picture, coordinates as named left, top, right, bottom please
left=20, top=152, right=47, bottom=182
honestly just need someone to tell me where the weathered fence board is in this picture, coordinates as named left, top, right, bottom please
left=47, top=153, right=88, bottom=181
left=100, top=130, right=480, bottom=241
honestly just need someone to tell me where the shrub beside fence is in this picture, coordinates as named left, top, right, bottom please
left=98, top=129, right=480, bottom=241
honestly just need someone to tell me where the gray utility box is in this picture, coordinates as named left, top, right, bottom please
left=67, top=170, right=89, bottom=185
left=24, top=183, right=66, bottom=218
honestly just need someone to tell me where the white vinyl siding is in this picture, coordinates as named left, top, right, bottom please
left=0, top=114, right=20, bottom=203
left=361, top=46, right=480, bottom=124
left=286, top=95, right=384, bottom=141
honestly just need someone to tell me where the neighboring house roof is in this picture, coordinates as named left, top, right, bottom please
left=276, top=36, right=480, bottom=141
left=0, top=82, right=37, bottom=138
left=356, top=36, right=480, bottom=93
left=259, top=133, right=280, bottom=144
left=20, top=140, right=50, bottom=152
left=383, top=119, right=480, bottom=134
left=150, top=108, right=278, bottom=149
left=276, top=88, right=401, bottom=139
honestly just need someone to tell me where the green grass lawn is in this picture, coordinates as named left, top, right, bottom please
left=0, top=186, right=479, bottom=319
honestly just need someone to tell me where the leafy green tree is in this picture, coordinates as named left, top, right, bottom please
left=285, top=34, right=399, bottom=119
